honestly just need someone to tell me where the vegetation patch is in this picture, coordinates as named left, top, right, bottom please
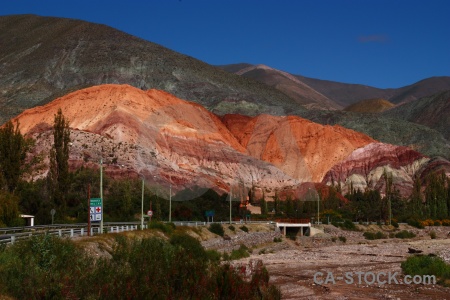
left=332, top=219, right=357, bottom=231
left=148, top=221, right=175, bottom=234
left=0, top=233, right=281, bottom=299
left=229, top=244, right=251, bottom=260
left=363, top=231, right=387, bottom=240
left=401, top=255, right=450, bottom=286
left=394, top=230, right=416, bottom=239
left=208, top=223, right=224, bottom=237
left=239, top=225, right=249, bottom=233
left=407, top=219, right=425, bottom=229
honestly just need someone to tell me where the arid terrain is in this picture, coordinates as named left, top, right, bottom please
left=201, top=224, right=450, bottom=300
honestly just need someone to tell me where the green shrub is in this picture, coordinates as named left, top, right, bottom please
left=148, top=221, right=174, bottom=234
left=239, top=225, right=249, bottom=232
left=222, top=252, right=230, bottom=261
left=394, top=230, right=416, bottom=239
left=363, top=231, right=387, bottom=240
left=169, top=232, right=206, bottom=259
left=332, top=219, right=357, bottom=231
left=0, top=234, right=281, bottom=299
left=442, top=220, right=450, bottom=226
left=391, top=220, right=399, bottom=228
left=331, top=237, right=337, bottom=242
left=407, top=219, right=424, bottom=229
left=338, top=236, right=347, bottom=243
left=430, top=231, right=437, bottom=239
left=0, top=234, right=94, bottom=299
left=208, top=223, right=224, bottom=237
left=230, top=244, right=250, bottom=260
left=434, top=221, right=441, bottom=226
left=206, top=249, right=222, bottom=262
left=273, top=237, right=282, bottom=243
left=401, top=255, right=450, bottom=286
left=389, top=233, right=395, bottom=238
left=228, top=225, right=235, bottom=232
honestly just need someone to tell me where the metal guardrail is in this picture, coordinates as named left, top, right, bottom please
left=0, top=222, right=144, bottom=245
left=172, top=220, right=271, bottom=227
left=0, top=220, right=274, bottom=245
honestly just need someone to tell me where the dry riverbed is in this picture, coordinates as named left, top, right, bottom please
left=209, top=224, right=450, bottom=300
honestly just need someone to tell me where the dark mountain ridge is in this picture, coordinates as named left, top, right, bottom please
left=1, top=15, right=448, bottom=160
left=0, top=14, right=302, bottom=124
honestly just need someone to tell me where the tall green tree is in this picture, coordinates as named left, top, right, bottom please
left=0, top=192, right=23, bottom=227
left=0, top=120, right=34, bottom=193
left=425, top=172, right=448, bottom=219
left=48, top=109, right=71, bottom=215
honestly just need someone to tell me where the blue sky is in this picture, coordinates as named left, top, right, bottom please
left=2, top=0, right=449, bottom=88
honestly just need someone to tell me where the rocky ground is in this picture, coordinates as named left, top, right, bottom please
left=203, top=224, right=450, bottom=300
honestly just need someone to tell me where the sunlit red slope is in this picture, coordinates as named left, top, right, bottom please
left=12, top=84, right=297, bottom=196
left=222, top=114, right=374, bottom=182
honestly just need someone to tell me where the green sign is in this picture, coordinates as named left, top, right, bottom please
left=90, top=198, right=102, bottom=207
left=205, top=210, right=215, bottom=217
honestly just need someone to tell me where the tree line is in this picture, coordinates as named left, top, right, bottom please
left=1, top=109, right=449, bottom=226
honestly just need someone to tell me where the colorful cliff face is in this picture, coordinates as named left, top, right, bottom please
left=322, top=143, right=450, bottom=196
left=12, top=84, right=298, bottom=197
left=12, top=84, right=449, bottom=199
left=222, top=114, right=374, bottom=182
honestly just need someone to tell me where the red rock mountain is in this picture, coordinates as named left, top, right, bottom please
left=12, top=84, right=449, bottom=199
left=221, top=114, right=374, bottom=182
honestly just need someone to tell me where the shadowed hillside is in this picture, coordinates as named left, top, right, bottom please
left=0, top=15, right=302, bottom=124
left=383, top=90, right=450, bottom=140
left=344, top=98, right=395, bottom=113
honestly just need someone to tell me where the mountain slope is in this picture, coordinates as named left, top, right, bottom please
left=223, top=64, right=341, bottom=110
left=382, top=90, right=450, bottom=140
left=12, top=84, right=298, bottom=196
left=222, top=114, right=373, bottom=182
left=221, top=63, right=450, bottom=107
left=11, top=84, right=448, bottom=198
left=0, top=14, right=302, bottom=124
left=296, top=109, right=450, bottom=160
left=344, top=98, right=395, bottom=113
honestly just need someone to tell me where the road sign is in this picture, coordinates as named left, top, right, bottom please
left=90, top=198, right=102, bottom=222
left=90, top=198, right=102, bottom=207
left=205, top=210, right=215, bottom=217
left=147, top=210, right=153, bottom=216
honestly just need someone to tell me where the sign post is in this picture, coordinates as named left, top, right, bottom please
left=90, top=198, right=102, bottom=223
left=147, top=210, right=153, bottom=222
left=50, top=209, right=55, bottom=225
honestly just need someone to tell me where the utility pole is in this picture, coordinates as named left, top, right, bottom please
left=169, top=177, right=172, bottom=222
left=100, top=158, right=103, bottom=234
left=87, top=183, right=91, bottom=236
left=229, top=185, right=232, bottom=224
left=388, top=194, right=392, bottom=226
left=317, top=193, right=320, bottom=225
left=141, top=177, right=144, bottom=230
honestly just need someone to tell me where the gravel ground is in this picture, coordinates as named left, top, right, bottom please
left=222, top=225, right=450, bottom=300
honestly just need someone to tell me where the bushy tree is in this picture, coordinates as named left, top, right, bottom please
left=0, top=192, right=23, bottom=227
left=0, top=120, right=34, bottom=193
